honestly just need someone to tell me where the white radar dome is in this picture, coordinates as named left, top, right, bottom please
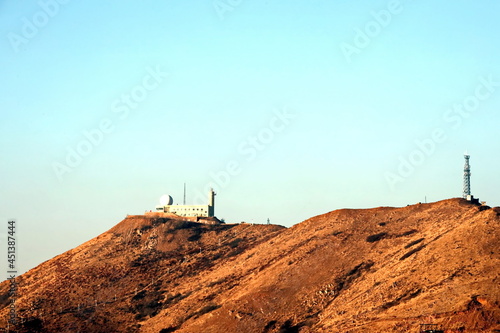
left=159, top=194, right=173, bottom=206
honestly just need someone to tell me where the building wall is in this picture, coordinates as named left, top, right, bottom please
left=163, top=204, right=210, bottom=217
left=154, top=189, right=216, bottom=218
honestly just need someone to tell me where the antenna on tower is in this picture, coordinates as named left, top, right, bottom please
left=463, top=153, right=471, bottom=199
left=183, top=183, right=186, bottom=205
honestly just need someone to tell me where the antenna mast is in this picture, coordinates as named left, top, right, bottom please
left=183, top=183, right=186, bottom=205
left=463, top=153, right=471, bottom=198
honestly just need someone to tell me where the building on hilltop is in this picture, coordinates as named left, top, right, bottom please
left=155, top=188, right=216, bottom=218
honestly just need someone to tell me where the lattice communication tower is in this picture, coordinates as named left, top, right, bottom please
left=463, top=154, right=471, bottom=198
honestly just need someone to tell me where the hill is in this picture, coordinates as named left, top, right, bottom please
left=0, top=198, right=499, bottom=332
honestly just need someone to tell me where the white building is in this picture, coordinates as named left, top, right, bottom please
left=155, top=188, right=216, bottom=218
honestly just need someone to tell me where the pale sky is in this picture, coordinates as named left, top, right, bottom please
left=1, top=0, right=499, bottom=274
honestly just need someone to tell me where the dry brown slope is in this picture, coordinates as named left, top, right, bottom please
left=0, top=216, right=285, bottom=332
left=149, top=198, right=500, bottom=333
left=0, top=198, right=499, bottom=333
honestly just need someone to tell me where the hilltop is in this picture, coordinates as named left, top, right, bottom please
left=0, top=198, right=499, bottom=332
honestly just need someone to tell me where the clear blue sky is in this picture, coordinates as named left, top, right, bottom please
left=1, top=0, right=499, bottom=274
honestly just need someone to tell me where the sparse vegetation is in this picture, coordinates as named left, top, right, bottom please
left=380, top=289, right=422, bottom=310
left=400, top=244, right=426, bottom=260
left=140, top=225, right=152, bottom=232
left=130, top=290, right=164, bottom=319
left=227, top=237, right=244, bottom=248
left=263, top=320, right=277, bottom=332
left=400, top=229, right=418, bottom=236
left=196, top=303, right=221, bottom=316
left=366, top=232, right=388, bottom=242
left=405, top=237, right=425, bottom=249
left=159, top=327, right=178, bottom=333
left=278, top=319, right=304, bottom=333
left=1, top=199, right=499, bottom=332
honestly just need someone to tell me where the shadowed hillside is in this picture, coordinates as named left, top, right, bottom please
left=1, top=198, right=499, bottom=332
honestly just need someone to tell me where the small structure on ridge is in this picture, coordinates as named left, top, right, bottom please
left=155, top=188, right=216, bottom=218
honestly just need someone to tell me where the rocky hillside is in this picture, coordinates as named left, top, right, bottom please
left=0, top=198, right=499, bottom=332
